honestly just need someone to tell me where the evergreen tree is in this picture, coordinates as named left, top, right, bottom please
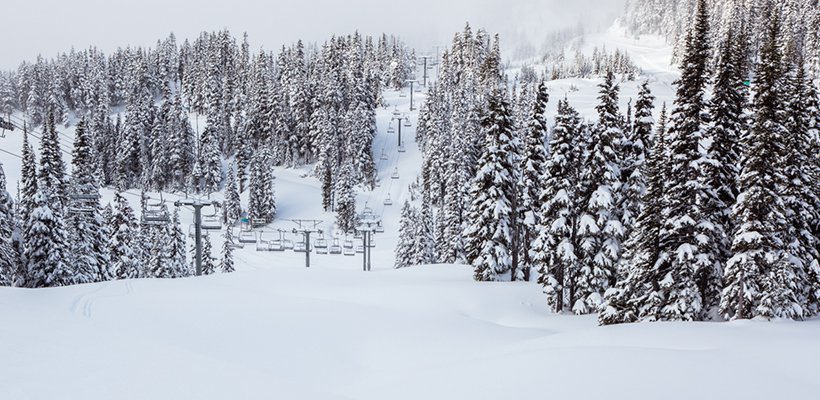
left=621, top=81, right=655, bottom=247
left=0, top=163, right=16, bottom=286
left=221, top=227, right=235, bottom=273
left=68, top=118, right=107, bottom=284
left=248, top=148, right=276, bottom=224
left=26, top=112, right=72, bottom=287
left=395, top=200, right=418, bottom=268
left=534, top=99, right=583, bottom=313
left=413, top=191, right=435, bottom=265
left=656, top=0, right=711, bottom=321
left=201, top=234, right=216, bottom=275
left=335, top=163, right=357, bottom=234
left=109, top=192, right=140, bottom=279
left=721, top=7, right=799, bottom=320
left=464, top=91, right=517, bottom=281
left=224, top=162, right=241, bottom=224
left=600, top=125, right=670, bottom=324
left=169, top=207, right=189, bottom=278
left=574, top=71, right=625, bottom=314
left=520, top=82, right=549, bottom=281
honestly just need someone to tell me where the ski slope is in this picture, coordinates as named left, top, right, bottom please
left=2, top=25, right=819, bottom=400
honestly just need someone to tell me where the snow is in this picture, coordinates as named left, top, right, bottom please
left=2, top=265, right=819, bottom=400
left=2, top=22, right=818, bottom=400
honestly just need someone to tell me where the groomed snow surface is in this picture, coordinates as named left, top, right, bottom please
left=2, top=26, right=819, bottom=399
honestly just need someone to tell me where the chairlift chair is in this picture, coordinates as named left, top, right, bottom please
left=343, top=239, right=354, bottom=249
left=202, top=203, right=222, bottom=230
left=403, top=120, right=411, bottom=128
left=143, top=194, right=170, bottom=226
left=315, top=237, right=329, bottom=255
left=399, top=91, right=407, bottom=98
left=0, top=115, right=13, bottom=137
left=238, top=229, right=257, bottom=244
left=398, top=145, right=406, bottom=153
left=329, top=239, right=342, bottom=255
left=380, top=149, right=388, bottom=161
left=387, top=125, right=395, bottom=134
left=256, top=231, right=271, bottom=251
left=391, top=168, right=400, bottom=179
left=383, top=194, right=393, bottom=206
left=294, top=240, right=307, bottom=253
left=343, top=246, right=355, bottom=256
left=252, top=218, right=268, bottom=228
left=355, top=241, right=365, bottom=253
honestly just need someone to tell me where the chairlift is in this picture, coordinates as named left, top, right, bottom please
left=343, top=238, right=354, bottom=249
left=343, top=246, right=355, bottom=256
left=383, top=194, right=393, bottom=206
left=202, top=203, right=222, bottom=230
left=380, top=149, right=388, bottom=161
left=354, top=230, right=363, bottom=239
left=252, top=218, right=268, bottom=228
left=403, top=119, right=411, bottom=128
left=375, top=221, right=385, bottom=233
left=256, top=231, right=271, bottom=251
left=143, top=193, right=170, bottom=225
left=355, top=242, right=365, bottom=253
left=0, top=115, right=13, bottom=137
left=314, top=237, right=329, bottom=254
left=329, top=239, right=342, bottom=255
left=399, top=91, right=407, bottom=98
left=294, top=240, right=307, bottom=253
left=267, top=230, right=286, bottom=252
left=391, top=168, right=400, bottom=179
left=238, top=228, right=257, bottom=244
left=387, top=125, right=395, bottom=134
left=397, top=145, right=406, bottom=153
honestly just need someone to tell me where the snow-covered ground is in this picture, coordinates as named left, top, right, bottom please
left=2, top=265, right=819, bottom=399
left=2, top=25, right=819, bottom=400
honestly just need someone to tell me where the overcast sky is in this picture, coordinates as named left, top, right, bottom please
left=0, top=0, right=624, bottom=69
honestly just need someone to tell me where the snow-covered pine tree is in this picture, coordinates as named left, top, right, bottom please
left=198, top=110, right=223, bottom=194
left=201, top=234, right=215, bottom=275
left=600, top=122, right=670, bottom=324
left=169, top=206, right=189, bottom=278
left=574, top=71, right=625, bottom=314
left=68, top=118, right=108, bottom=284
left=220, top=227, right=235, bottom=273
left=656, top=0, right=712, bottom=321
left=782, top=47, right=820, bottom=317
left=721, top=7, right=799, bottom=321
left=413, top=190, right=435, bottom=266
left=26, top=111, right=73, bottom=288
left=0, top=163, right=16, bottom=286
left=248, top=148, right=276, bottom=224
left=520, top=82, right=549, bottom=282
left=109, top=192, right=140, bottom=279
left=620, top=81, right=654, bottom=249
left=394, top=200, right=418, bottom=269
left=335, top=162, right=357, bottom=234
left=534, top=99, right=583, bottom=313
left=464, top=90, right=518, bottom=282
left=224, top=162, right=241, bottom=224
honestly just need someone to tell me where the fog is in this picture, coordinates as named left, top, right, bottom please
left=0, top=0, right=625, bottom=69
